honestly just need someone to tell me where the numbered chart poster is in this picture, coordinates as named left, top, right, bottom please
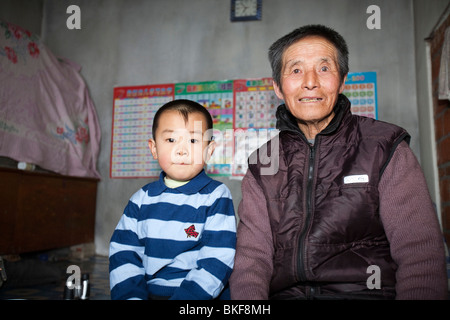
left=175, top=81, right=234, bottom=176
left=233, top=78, right=280, bottom=129
left=343, top=71, right=378, bottom=119
left=232, top=78, right=282, bottom=176
left=110, top=84, right=174, bottom=178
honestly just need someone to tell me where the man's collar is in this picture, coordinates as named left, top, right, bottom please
left=275, top=93, right=351, bottom=137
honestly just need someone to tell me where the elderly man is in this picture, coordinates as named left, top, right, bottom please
left=229, top=24, right=448, bottom=300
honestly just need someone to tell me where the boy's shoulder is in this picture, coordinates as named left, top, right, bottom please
left=141, top=179, right=163, bottom=194
left=192, top=172, right=231, bottom=197
left=202, top=178, right=233, bottom=201
left=128, top=179, right=163, bottom=205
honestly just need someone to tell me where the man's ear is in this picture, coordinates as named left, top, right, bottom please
left=205, top=140, right=216, bottom=162
left=273, top=80, right=284, bottom=101
left=148, top=139, right=158, bottom=160
left=339, top=74, right=348, bottom=93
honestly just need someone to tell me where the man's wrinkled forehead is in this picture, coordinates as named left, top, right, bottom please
left=282, top=36, right=339, bottom=69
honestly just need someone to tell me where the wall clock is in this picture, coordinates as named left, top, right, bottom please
left=230, top=0, right=262, bottom=22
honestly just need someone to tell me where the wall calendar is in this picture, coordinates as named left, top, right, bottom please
left=110, top=72, right=377, bottom=178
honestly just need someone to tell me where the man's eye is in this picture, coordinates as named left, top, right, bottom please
left=293, top=69, right=301, bottom=74
left=320, top=66, right=329, bottom=72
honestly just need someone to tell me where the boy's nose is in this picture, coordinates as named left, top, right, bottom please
left=176, top=148, right=188, bottom=156
left=175, top=140, right=189, bottom=156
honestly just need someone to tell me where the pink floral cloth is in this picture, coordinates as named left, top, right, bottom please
left=0, top=21, right=101, bottom=178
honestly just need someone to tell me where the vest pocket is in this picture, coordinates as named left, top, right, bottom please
left=311, top=184, right=381, bottom=244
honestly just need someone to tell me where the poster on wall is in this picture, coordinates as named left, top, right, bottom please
left=110, top=72, right=377, bottom=179
left=110, top=84, right=174, bottom=178
left=233, top=78, right=279, bottom=129
left=343, top=71, right=378, bottom=119
left=175, top=80, right=234, bottom=176
left=232, top=78, right=282, bottom=176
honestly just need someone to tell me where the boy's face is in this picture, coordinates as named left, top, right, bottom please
left=148, top=110, right=215, bottom=182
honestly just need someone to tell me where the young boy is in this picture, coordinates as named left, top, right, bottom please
left=109, top=99, right=236, bottom=300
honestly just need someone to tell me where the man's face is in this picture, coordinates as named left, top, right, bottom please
left=273, top=36, right=346, bottom=135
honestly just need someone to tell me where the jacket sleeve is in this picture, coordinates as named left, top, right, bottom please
left=379, top=140, right=448, bottom=299
left=170, top=185, right=237, bottom=300
left=109, top=200, right=148, bottom=300
left=229, top=169, right=274, bottom=299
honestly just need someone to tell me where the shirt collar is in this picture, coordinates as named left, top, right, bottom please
left=154, top=169, right=211, bottom=195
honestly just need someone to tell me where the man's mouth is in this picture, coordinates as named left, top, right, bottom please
left=299, top=97, right=323, bottom=102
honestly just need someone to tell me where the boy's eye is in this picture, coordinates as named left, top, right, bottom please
left=190, top=139, right=199, bottom=143
left=167, top=138, right=175, bottom=143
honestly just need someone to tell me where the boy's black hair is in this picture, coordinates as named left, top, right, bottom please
left=268, top=24, right=349, bottom=89
left=152, top=99, right=213, bottom=140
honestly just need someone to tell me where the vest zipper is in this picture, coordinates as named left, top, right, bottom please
left=297, top=141, right=317, bottom=282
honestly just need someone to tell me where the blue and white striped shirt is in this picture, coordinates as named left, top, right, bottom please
left=109, top=170, right=236, bottom=300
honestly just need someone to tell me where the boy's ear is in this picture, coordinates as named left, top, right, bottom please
left=205, top=140, right=216, bottom=162
left=148, top=139, right=158, bottom=160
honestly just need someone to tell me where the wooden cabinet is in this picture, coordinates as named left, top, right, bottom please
left=0, top=167, right=98, bottom=254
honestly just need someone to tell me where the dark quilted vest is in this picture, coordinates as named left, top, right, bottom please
left=248, top=95, right=410, bottom=299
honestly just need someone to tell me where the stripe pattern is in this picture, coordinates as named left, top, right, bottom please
left=109, top=170, right=236, bottom=300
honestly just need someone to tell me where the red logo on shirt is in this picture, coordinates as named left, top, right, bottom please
left=184, top=225, right=199, bottom=238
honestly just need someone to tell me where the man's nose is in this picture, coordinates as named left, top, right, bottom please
left=302, top=70, right=319, bottom=90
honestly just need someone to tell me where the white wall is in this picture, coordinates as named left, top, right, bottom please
left=4, top=0, right=429, bottom=255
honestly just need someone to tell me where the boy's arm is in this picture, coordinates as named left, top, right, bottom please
left=170, top=186, right=237, bottom=300
left=109, top=201, right=148, bottom=300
